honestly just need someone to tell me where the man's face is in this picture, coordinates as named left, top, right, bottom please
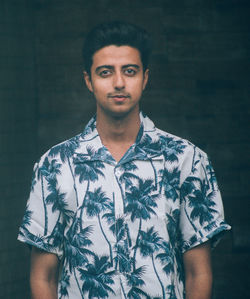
left=84, top=45, right=148, bottom=119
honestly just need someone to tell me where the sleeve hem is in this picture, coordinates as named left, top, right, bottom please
left=181, top=222, right=231, bottom=253
left=17, top=233, right=63, bottom=260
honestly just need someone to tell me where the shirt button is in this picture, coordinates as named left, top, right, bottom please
left=115, top=169, right=122, bottom=176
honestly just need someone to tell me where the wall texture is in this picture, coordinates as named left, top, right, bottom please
left=0, top=0, right=37, bottom=298
left=1, top=0, right=249, bottom=298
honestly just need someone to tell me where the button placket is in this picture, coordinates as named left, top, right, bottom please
left=113, top=167, right=124, bottom=217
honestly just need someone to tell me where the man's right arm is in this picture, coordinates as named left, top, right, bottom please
left=30, top=247, right=60, bottom=299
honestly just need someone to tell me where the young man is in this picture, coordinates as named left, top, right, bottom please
left=18, top=21, right=230, bottom=299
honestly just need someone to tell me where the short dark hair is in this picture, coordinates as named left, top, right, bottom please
left=82, top=21, right=152, bottom=75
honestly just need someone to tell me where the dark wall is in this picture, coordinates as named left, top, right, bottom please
left=0, top=0, right=37, bottom=298
left=1, top=0, right=249, bottom=298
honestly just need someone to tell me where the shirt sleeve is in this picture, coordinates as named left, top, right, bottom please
left=179, top=148, right=231, bottom=253
left=17, top=155, right=64, bottom=259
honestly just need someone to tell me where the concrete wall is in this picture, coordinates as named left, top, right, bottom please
left=1, top=0, right=249, bottom=298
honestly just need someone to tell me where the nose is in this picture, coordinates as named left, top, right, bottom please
left=113, top=71, right=125, bottom=90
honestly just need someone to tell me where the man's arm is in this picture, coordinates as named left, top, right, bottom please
left=183, top=241, right=212, bottom=299
left=30, top=247, right=60, bottom=299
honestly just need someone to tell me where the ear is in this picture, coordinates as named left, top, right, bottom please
left=83, top=71, right=93, bottom=92
left=142, top=69, right=149, bottom=90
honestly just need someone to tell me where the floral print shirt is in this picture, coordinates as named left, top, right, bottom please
left=18, top=112, right=230, bottom=299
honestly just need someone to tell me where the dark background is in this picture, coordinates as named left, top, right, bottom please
left=0, top=0, right=249, bottom=298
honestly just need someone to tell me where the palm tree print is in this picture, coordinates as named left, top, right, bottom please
left=160, top=136, right=186, bottom=163
left=139, top=134, right=161, bottom=155
left=19, top=207, right=33, bottom=238
left=59, top=269, right=70, bottom=298
left=65, top=219, right=94, bottom=272
left=205, top=158, right=217, bottom=191
left=20, top=230, right=49, bottom=251
left=166, top=210, right=184, bottom=283
left=156, top=241, right=178, bottom=298
left=37, top=158, right=63, bottom=235
left=180, top=175, right=200, bottom=202
left=84, top=187, right=113, bottom=265
left=159, top=167, right=181, bottom=201
left=125, top=266, right=151, bottom=299
left=116, top=162, right=139, bottom=212
left=102, top=195, right=133, bottom=248
left=46, top=188, right=74, bottom=249
left=188, top=179, right=218, bottom=228
left=74, top=146, right=105, bottom=227
left=102, top=196, right=115, bottom=234
left=37, top=157, right=52, bottom=235
left=112, top=217, right=132, bottom=273
left=156, top=241, right=174, bottom=276
left=46, top=188, right=73, bottom=225
left=102, top=206, right=132, bottom=272
left=20, top=207, right=32, bottom=228
left=43, top=159, right=75, bottom=246
left=30, top=162, right=39, bottom=192
left=114, top=240, right=132, bottom=273
left=138, top=226, right=166, bottom=299
left=119, top=161, right=138, bottom=189
left=180, top=176, right=204, bottom=238
left=137, top=134, right=163, bottom=187
left=119, top=162, right=138, bottom=186
left=183, top=234, right=198, bottom=252
left=79, top=254, right=116, bottom=298
left=125, top=178, right=159, bottom=270
left=49, top=136, right=80, bottom=205
left=65, top=218, right=94, bottom=297
left=166, top=285, right=177, bottom=299
left=166, top=209, right=180, bottom=245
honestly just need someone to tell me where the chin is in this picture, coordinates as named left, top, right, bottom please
left=111, top=107, right=139, bottom=119
left=99, top=104, right=139, bottom=119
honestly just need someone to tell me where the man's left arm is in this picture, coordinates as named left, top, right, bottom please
left=183, top=241, right=212, bottom=299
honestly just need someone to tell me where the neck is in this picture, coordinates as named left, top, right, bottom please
left=96, top=109, right=140, bottom=146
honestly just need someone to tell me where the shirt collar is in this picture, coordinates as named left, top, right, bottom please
left=132, top=112, right=163, bottom=162
left=74, top=112, right=163, bottom=165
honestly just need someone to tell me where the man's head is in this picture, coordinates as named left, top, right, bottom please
left=83, top=21, right=151, bottom=119
left=82, top=21, right=151, bottom=76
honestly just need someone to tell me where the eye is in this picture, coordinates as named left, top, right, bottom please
left=124, top=68, right=137, bottom=76
left=98, top=69, right=112, bottom=77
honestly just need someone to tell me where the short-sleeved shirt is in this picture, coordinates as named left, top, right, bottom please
left=18, top=112, right=230, bottom=299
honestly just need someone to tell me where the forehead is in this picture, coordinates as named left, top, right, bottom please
left=92, top=45, right=142, bottom=68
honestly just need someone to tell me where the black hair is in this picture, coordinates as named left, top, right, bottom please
left=82, top=21, right=152, bottom=75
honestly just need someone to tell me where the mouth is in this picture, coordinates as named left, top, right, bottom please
left=108, top=94, right=130, bottom=102
left=108, top=94, right=130, bottom=98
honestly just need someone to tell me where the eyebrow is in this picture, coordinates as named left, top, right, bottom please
left=95, top=64, right=140, bottom=74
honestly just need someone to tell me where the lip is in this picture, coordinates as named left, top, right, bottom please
left=109, top=94, right=130, bottom=98
left=108, top=94, right=130, bottom=102
left=112, top=97, right=127, bottom=103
